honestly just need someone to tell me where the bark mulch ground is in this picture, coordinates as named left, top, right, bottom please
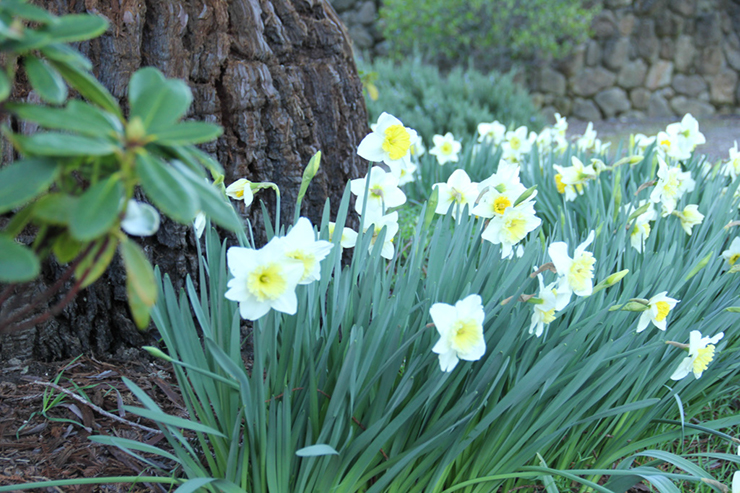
left=0, top=354, right=183, bottom=492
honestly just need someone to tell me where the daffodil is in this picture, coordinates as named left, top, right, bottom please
left=477, top=120, right=506, bottom=145
left=225, top=240, right=305, bottom=320
left=429, top=294, right=486, bottom=372
left=363, top=210, right=399, bottom=260
left=121, top=200, right=161, bottom=237
left=630, top=221, right=651, bottom=253
left=722, top=237, right=740, bottom=266
left=529, top=274, right=570, bottom=337
left=430, top=132, right=462, bottom=165
left=722, top=141, right=740, bottom=180
left=193, top=211, right=207, bottom=239
left=481, top=200, right=541, bottom=259
left=433, top=169, right=479, bottom=219
left=733, top=470, right=739, bottom=493
left=328, top=222, right=358, bottom=249
left=350, top=166, right=406, bottom=215
left=225, top=178, right=255, bottom=206
left=670, top=330, right=723, bottom=380
left=358, top=112, right=414, bottom=171
left=633, top=133, right=656, bottom=153
left=555, top=156, right=597, bottom=187
left=576, top=122, right=597, bottom=152
left=548, top=231, right=597, bottom=297
left=502, top=126, right=533, bottom=162
left=273, top=217, right=333, bottom=285
left=637, top=292, right=679, bottom=332
left=410, top=132, right=426, bottom=159
left=650, top=157, right=695, bottom=215
left=477, top=160, right=526, bottom=200
left=397, top=159, right=418, bottom=186
left=666, top=113, right=706, bottom=153
left=674, top=204, right=704, bottom=235
left=553, top=113, right=568, bottom=138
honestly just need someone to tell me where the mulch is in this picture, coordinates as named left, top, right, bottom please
left=0, top=355, right=183, bottom=492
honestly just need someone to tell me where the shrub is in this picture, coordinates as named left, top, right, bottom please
left=360, top=56, right=544, bottom=144
left=379, top=0, right=598, bottom=70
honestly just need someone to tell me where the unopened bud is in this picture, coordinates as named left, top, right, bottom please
left=143, top=346, right=172, bottom=362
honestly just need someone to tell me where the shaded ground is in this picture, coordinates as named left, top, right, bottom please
left=567, top=115, right=740, bottom=161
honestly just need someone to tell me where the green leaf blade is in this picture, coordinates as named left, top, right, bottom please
left=23, top=55, right=67, bottom=104
left=136, top=153, right=199, bottom=224
left=150, top=121, right=223, bottom=146
left=0, top=158, right=60, bottom=214
left=0, top=235, right=40, bottom=283
left=69, top=176, right=124, bottom=241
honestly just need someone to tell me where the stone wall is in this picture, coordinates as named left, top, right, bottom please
left=329, top=0, right=740, bottom=121
left=532, top=0, right=740, bottom=120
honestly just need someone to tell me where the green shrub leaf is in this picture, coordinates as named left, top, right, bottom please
left=173, top=161, right=242, bottom=232
left=0, top=235, right=39, bottom=283
left=120, top=238, right=157, bottom=306
left=23, top=55, right=67, bottom=104
left=74, top=235, right=118, bottom=288
left=49, top=60, right=122, bottom=118
left=69, top=176, right=124, bottom=241
left=8, top=101, right=122, bottom=137
left=0, top=158, right=60, bottom=214
left=15, top=132, right=118, bottom=157
left=0, top=70, right=10, bottom=103
left=40, top=43, right=93, bottom=71
left=150, top=121, right=223, bottom=146
left=52, top=232, right=83, bottom=264
left=41, top=14, right=108, bottom=43
left=128, top=67, right=192, bottom=131
left=32, top=193, right=77, bottom=225
left=136, top=153, right=199, bottom=224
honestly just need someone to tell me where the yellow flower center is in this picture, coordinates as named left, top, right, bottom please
left=440, top=142, right=453, bottom=155
left=234, top=189, right=244, bottom=198
left=568, top=252, right=596, bottom=292
left=450, top=318, right=482, bottom=354
left=510, top=136, right=521, bottom=150
left=247, top=263, right=287, bottom=302
left=660, top=139, right=671, bottom=148
left=693, top=345, right=715, bottom=375
left=504, top=216, right=528, bottom=242
left=555, top=174, right=566, bottom=194
left=449, top=189, right=463, bottom=204
left=729, top=253, right=740, bottom=265
left=493, top=196, right=512, bottom=215
left=541, top=308, right=556, bottom=324
left=382, top=124, right=411, bottom=160
left=370, top=185, right=384, bottom=198
left=286, top=250, right=315, bottom=282
left=654, top=301, right=671, bottom=322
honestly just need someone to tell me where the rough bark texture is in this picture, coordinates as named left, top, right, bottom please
left=0, top=0, right=368, bottom=361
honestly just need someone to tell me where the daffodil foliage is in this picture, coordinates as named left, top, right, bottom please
left=0, top=1, right=241, bottom=331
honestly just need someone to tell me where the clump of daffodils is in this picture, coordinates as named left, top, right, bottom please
left=656, top=113, right=706, bottom=161
left=548, top=231, right=597, bottom=298
left=529, top=273, right=570, bottom=338
left=669, top=330, right=723, bottom=380
left=650, top=157, right=695, bottom=216
left=429, top=294, right=486, bottom=372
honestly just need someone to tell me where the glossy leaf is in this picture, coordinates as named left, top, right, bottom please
left=74, top=235, right=118, bottom=288
left=0, top=157, right=60, bottom=214
left=295, top=444, right=339, bottom=457
left=0, top=70, right=10, bottom=103
left=128, top=67, right=192, bottom=131
left=1, top=29, right=51, bottom=52
left=52, top=232, right=82, bottom=264
left=150, top=121, right=223, bottom=146
left=136, top=153, right=199, bottom=224
left=0, top=235, right=39, bottom=283
left=69, top=176, right=124, bottom=241
left=33, top=192, right=77, bottom=225
left=41, top=14, right=108, bottom=43
left=14, top=132, right=117, bottom=157
left=120, top=239, right=157, bottom=328
left=7, top=101, right=122, bottom=137
left=49, top=60, right=122, bottom=118
left=4, top=2, right=55, bottom=23
left=173, top=161, right=242, bottom=232
left=40, top=43, right=93, bottom=71
left=23, top=55, right=67, bottom=104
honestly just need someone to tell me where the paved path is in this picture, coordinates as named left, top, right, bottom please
left=567, top=115, right=740, bottom=161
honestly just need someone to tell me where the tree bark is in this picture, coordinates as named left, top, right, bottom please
left=0, top=0, right=368, bottom=361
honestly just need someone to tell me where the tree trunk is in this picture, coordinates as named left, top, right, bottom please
left=0, top=0, right=368, bottom=361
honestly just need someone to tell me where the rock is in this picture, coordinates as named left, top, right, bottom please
left=660, top=38, right=675, bottom=60
left=570, top=67, right=617, bottom=97
left=586, top=40, right=601, bottom=66
left=539, top=66, right=567, bottom=96
left=540, top=106, right=558, bottom=120
left=635, top=0, right=667, bottom=15
left=674, top=35, right=696, bottom=72
left=620, top=109, right=647, bottom=120
left=331, top=0, right=356, bottom=11
left=645, top=60, right=673, bottom=90
left=670, top=96, right=716, bottom=116
left=648, top=92, right=674, bottom=117
left=554, top=96, right=573, bottom=115
left=604, top=37, right=631, bottom=70
left=592, top=10, right=618, bottom=39
left=348, top=25, right=373, bottom=49
left=619, top=14, right=636, bottom=36
left=724, top=33, right=740, bottom=71
left=531, top=92, right=545, bottom=109
left=606, top=0, right=633, bottom=7
left=356, top=1, right=376, bottom=25
left=558, top=45, right=586, bottom=77
left=595, top=87, right=632, bottom=117
left=697, top=46, right=724, bottom=75
left=694, top=12, right=722, bottom=48
left=655, top=10, right=681, bottom=37
left=618, top=59, right=648, bottom=88
left=635, top=19, right=660, bottom=61
left=710, top=68, right=738, bottom=104
left=630, top=87, right=651, bottom=109
left=669, top=0, right=695, bottom=16
left=573, top=98, right=603, bottom=121
left=672, top=74, right=708, bottom=96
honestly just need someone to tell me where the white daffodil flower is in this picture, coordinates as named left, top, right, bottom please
left=636, top=291, right=680, bottom=332
left=328, top=222, right=358, bottom=249
left=397, top=159, right=418, bottom=186
left=633, top=133, right=656, bottom=153
left=722, top=237, right=740, bottom=266
left=554, top=172, right=578, bottom=201
left=478, top=160, right=526, bottom=198
left=674, top=204, right=704, bottom=235
left=666, top=113, right=706, bottom=153
left=733, top=470, right=739, bottom=493
left=224, top=240, right=305, bottom=320
left=121, top=200, right=161, bottom=237
left=656, top=130, right=692, bottom=161
left=548, top=230, right=597, bottom=297
left=630, top=221, right=651, bottom=253
left=433, top=169, right=479, bottom=219
left=553, top=113, right=568, bottom=138
left=481, top=200, right=541, bottom=259
left=410, top=132, right=425, bottom=159
left=193, top=211, right=207, bottom=239
left=529, top=273, right=570, bottom=337
left=273, top=217, right=333, bottom=285
left=429, top=294, right=486, bottom=372
left=429, top=132, right=462, bottom=165
left=363, top=210, right=399, bottom=260
left=650, top=157, right=695, bottom=215
left=722, top=141, right=740, bottom=180
left=358, top=112, right=414, bottom=172
left=477, top=120, right=507, bottom=145
left=350, top=166, right=407, bottom=216
left=576, top=122, right=597, bottom=152
left=670, top=330, right=723, bottom=380
left=555, top=156, right=597, bottom=187
left=225, top=178, right=254, bottom=206
left=501, top=126, right=533, bottom=162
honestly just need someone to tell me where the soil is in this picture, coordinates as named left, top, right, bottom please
left=567, top=114, right=740, bottom=161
